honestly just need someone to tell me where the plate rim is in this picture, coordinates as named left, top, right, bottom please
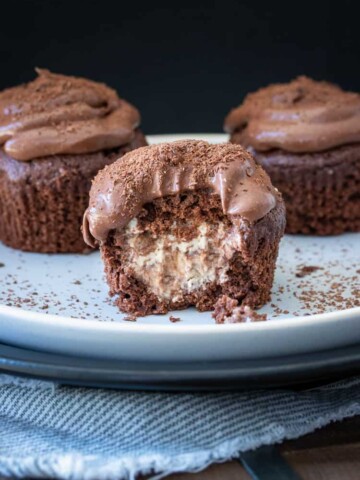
left=0, top=132, right=359, bottom=336
left=1, top=303, right=359, bottom=335
left=1, top=341, right=360, bottom=390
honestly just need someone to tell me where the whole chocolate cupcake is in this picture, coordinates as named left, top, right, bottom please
left=83, top=140, right=285, bottom=316
left=224, top=76, right=360, bottom=235
left=0, top=69, right=147, bottom=253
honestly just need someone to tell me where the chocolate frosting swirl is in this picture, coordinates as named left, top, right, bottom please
left=83, top=140, right=279, bottom=247
left=224, top=76, right=360, bottom=153
left=0, top=69, right=141, bottom=161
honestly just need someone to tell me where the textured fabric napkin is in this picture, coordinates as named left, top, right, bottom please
left=0, top=374, right=359, bottom=480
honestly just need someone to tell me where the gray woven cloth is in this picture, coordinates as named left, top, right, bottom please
left=0, top=374, right=359, bottom=480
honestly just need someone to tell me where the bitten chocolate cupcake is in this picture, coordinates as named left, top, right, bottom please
left=83, top=140, right=285, bottom=317
left=224, top=76, right=360, bottom=235
left=0, top=69, right=147, bottom=253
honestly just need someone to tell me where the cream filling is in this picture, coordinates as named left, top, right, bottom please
left=123, top=220, right=242, bottom=301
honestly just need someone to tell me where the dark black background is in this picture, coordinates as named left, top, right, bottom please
left=1, top=0, right=359, bottom=134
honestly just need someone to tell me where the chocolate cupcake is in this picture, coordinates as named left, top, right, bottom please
left=224, top=76, right=360, bottom=235
left=83, top=140, right=285, bottom=316
left=0, top=69, right=147, bottom=253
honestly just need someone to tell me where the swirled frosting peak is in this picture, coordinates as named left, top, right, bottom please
left=224, top=76, right=360, bottom=153
left=0, top=69, right=141, bottom=161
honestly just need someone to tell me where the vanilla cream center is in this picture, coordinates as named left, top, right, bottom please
left=123, top=220, right=242, bottom=301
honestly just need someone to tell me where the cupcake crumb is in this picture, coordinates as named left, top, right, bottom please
left=213, top=295, right=267, bottom=324
left=296, top=265, right=322, bottom=278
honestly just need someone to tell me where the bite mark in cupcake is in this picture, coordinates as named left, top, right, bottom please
left=83, top=140, right=285, bottom=316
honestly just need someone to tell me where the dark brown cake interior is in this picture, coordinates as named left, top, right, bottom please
left=101, top=189, right=285, bottom=316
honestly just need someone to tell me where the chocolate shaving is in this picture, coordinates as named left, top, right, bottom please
left=295, top=265, right=322, bottom=278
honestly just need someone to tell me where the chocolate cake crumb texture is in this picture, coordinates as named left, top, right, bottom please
left=213, top=295, right=267, bottom=323
left=169, top=316, right=181, bottom=323
left=0, top=69, right=147, bottom=254
left=0, top=234, right=358, bottom=323
left=83, top=140, right=281, bottom=247
left=0, top=129, right=147, bottom=253
left=84, top=140, right=285, bottom=316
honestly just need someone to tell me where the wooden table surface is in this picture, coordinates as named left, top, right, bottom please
left=168, top=416, right=360, bottom=480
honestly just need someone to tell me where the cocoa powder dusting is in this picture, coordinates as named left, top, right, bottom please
left=0, top=69, right=141, bottom=161
left=0, top=236, right=358, bottom=323
left=84, top=140, right=280, bottom=246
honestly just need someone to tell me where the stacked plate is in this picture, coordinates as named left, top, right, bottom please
left=0, top=135, right=359, bottom=390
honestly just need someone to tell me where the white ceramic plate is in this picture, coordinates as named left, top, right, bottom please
left=0, top=134, right=359, bottom=362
